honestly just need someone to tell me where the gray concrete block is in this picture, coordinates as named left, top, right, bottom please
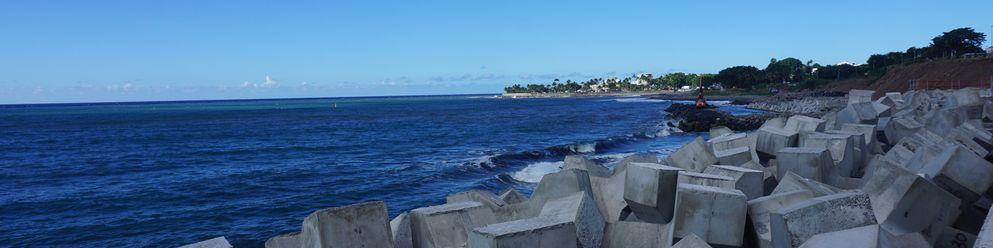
left=469, top=216, right=576, bottom=248
left=539, top=192, right=605, bottom=248
left=624, top=163, right=682, bottom=224
left=707, top=132, right=751, bottom=152
left=769, top=192, right=878, bottom=248
left=920, top=144, right=993, bottom=203
left=666, top=136, right=718, bottom=172
left=391, top=213, right=413, bottom=248
left=936, top=226, right=977, bottom=248
left=293, top=201, right=393, bottom=248
left=448, top=189, right=507, bottom=210
left=411, top=201, right=497, bottom=248
left=531, top=169, right=594, bottom=205
left=801, top=132, right=858, bottom=179
left=179, top=237, right=232, bottom=248
left=771, top=171, right=840, bottom=197
left=747, top=190, right=815, bottom=248
left=862, top=156, right=961, bottom=238
left=849, top=89, right=875, bottom=105
left=703, top=165, right=763, bottom=200
left=756, top=126, right=799, bottom=157
left=884, top=117, right=924, bottom=146
left=565, top=155, right=611, bottom=177
left=671, top=183, right=748, bottom=247
left=775, top=147, right=832, bottom=182
left=672, top=233, right=713, bottom=248
left=498, top=188, right=527, bottom=205
left=714, top=146, right=755, bottom=166
left=785, top=115, right=827, bottom=133
left=603, top=221, right=672, bottom=248
left=589, top=170, right=628, bottom=222
left=798, top=224, right=930, bottom=248
left=264, top=232, right=301, bottom=248
left=837, top=102, right=880, bottom=126
left=709, top=126, right=733, bottom=139
left=677, top=171, right=736, bottom=190
left=613, top=153, right=659, bottom=176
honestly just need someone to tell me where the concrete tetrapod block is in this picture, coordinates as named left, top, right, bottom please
left=391, top=213, right=413, bottom=248
left=771, top=171, right=840, bottom=197
left=671, top=183, right=748, bottom=247
left=798, top=224, right=930, bottom=248
left=179, top=237, right=232, bottom=248
left=708, top=132, right=751, bottom=152
left=801, top=132, right=858, bottom=179
left=624, top=162, right=682, bottom=224
left=531, top=169, right=594, bottom=206
left=710, top=126, right=733, bottom=139
left=919, top=144, right=993, bottom=204
left=977, top=209, right=993, bottom=248
left=677, top=171, right=736, bottom=190
left=769, top=192, right=878, bottom=248
left=861, top=157, right=961, bottom=240
left=498, top=188, right=527, bottom=205
left=538, top=192, right=606, bottom=248
left=714, top=146, right=755, bottom=166
left=447, top=189, right=507, bottom=211
left=823, top=129, right=869, bottom=176
left=775, top=147, right=832, bottom=182
left=849, top=89, right=875, bottom=105
left=884, top=117, right=924, bottom=146
left=756, top=126, right=799, bottom=157
left=603, top=221, right=672, bottom=248
left=747, top=190, right=815, bottom=248
left=589, top=168, right=628, bottom=222
left=841, top=123, right=878, bottom=151
left=274, top=201, right=393, bottom=248
left=704, top=165, right=764, bottom=200
left=936, top=226, right=977, bottom=248
left=666, top=136, right=718, bottom=172
left=565, top=155, right=611, bottom=177
left=837, top=102, right=880, bottom=126
left=784, top=115, right=827, bottom=133
left=672, top=233, right=713, bottom=248
left=612, top=153, right=660, bottom=176
left=469, top=216, right=577, bottom=248
left=265, top=232, right=301, bottom=248
left=410, top=201, right=497, bottom=248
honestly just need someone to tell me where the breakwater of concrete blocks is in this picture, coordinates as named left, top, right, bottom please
left=185, top=88, right=993, bottom=248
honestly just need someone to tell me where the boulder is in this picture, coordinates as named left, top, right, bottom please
left=602, top=221, right=672, bottom=248
left=747, top=190, right=816, bottom=248
left=703, top=165, right=764, bottom=200
left=919, top=144, right=993, bottom=203
left=756, top=126, right=799, bottom=157
left=672, top=233, right=713, bottom=248
left=564, top=155, right=610, bottom=177
left=677, top=171, right=736, bottom=190
left=179, top=237, right=232, bottom=248
left=861, top=156, right=961, bottom=240
left=391, top=213, right=413, bottom=248
left=671, top=183, right=748, bottom=247
left=665, top=136, right=718, bottom=172
left=624, top=163, right=682, bottom=224
left=775, top=147, right=832, bottom=182
left=770, top=192, right=878, bottom=248
left=411, top=201, right=497, bottom=248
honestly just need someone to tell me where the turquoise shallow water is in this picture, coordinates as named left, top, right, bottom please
left=0, top=95, right=758, bottom=247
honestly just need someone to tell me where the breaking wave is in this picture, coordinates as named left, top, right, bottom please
left=511, top=161, right=563, bottom=183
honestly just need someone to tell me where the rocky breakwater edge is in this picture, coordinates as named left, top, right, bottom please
left=183, top=87, right=993, bottom=248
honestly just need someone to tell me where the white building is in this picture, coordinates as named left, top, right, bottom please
left=634, top=73, right=653, bottom=86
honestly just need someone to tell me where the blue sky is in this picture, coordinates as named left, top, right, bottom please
left=1, top=1, right=990, bottom=104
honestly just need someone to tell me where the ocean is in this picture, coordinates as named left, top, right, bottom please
left=0, top=95, right=762, bottom=247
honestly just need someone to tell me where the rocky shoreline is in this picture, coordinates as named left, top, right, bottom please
left=184, top=88, right=993, bottom=248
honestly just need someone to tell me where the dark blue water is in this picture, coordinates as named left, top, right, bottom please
left=0, top=95, right=758, bottom=247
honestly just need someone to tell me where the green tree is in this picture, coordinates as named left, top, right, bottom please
left=927, top=27, right=987, bottom=58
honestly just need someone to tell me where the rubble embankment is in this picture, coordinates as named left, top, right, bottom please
left=184, top=87, right=993, bottom=248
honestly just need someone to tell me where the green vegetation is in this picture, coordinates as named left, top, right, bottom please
left=505, top=27, right=987, bottom=94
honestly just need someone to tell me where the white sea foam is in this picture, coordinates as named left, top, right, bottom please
left=570, top=142, right=597, bottom=153
left=613, top=98, right=669, bottom=103
left=511, top=161, right=563, bottom=183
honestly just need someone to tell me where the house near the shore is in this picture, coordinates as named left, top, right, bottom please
left=635, top=73, right=652, bottom=86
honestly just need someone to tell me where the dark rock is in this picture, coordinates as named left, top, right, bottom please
left=665, top=103, right=775, bottom=132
